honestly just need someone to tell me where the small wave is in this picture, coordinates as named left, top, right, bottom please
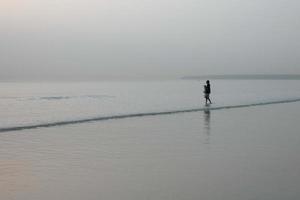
left=40, top=96, right=72, bottom=100
left=26, top=95, right=115, bottom=101
left=1, top=98, right=300, bottom=133
left=1, top=95, right=114, bottom=101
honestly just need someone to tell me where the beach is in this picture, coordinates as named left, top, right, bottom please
left=2, top=0, right=300, bottom=198
left=1, top=101, right=300, bottom=200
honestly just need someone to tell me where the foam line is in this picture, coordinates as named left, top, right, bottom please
left=1, top=98, right=300, bottom=133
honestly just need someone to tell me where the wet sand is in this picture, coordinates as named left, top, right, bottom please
left=1, top=102, right=300, bottom=200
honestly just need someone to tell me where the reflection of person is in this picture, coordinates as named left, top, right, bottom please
left=204, top=80, right=212, bottom=104
left=203, top=109, right=211, bottom=144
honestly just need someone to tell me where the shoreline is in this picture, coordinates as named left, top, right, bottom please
left=1, top=98, right=300, bottom=133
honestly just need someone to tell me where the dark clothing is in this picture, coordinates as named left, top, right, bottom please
left=206, top=83, right=211, bottom=94
left=204, top=81, right=212, bottom=104
left=204, top=85, right=209, bottom=97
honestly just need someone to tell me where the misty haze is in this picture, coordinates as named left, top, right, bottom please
left=1, top=1, right=300, bottom=200
left=1, top=0, right=300, bottom=80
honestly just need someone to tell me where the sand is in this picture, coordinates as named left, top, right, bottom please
left=1, top=102, right=300, bottom=200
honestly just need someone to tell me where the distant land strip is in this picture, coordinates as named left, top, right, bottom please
left=182, top=74, right=300, bottom=80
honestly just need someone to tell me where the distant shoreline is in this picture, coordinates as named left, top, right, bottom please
left=182, top=74, right=300, bottom=80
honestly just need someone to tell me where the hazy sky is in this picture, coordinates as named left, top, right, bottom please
left=1, top=0, right=299, bottom=80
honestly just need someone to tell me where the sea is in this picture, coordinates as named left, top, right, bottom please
left=1, top=79, right=300, bottom=132
left=1, top=79, right=300, bottom=200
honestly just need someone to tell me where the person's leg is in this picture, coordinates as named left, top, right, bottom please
left=208, top=94, right=212, bottom=104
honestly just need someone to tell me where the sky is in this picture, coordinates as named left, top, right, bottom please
left=0, top=0, right=299, bottom=80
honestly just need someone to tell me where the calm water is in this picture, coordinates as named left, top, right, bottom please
left=1, top=80, right=300, bottom=130
left=0, top=100, right=300, bottom=200
left=1, top=80, right=300, bottom=199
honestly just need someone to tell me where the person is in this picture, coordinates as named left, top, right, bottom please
left=206, top=80, right=211, bottom=94
left=204, top=80, right=212, bottom=104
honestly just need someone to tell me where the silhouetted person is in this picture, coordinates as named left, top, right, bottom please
left=206, top=80, right=211, bottom=94
left=204, top=80, right=212, bottom=104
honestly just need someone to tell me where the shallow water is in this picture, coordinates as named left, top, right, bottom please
left=1, top=80, right=300, bottom=130
left=0, top=101, right=300, bottom=200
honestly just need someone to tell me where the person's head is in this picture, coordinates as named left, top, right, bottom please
left=206, top=80, right=210, bottom=84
